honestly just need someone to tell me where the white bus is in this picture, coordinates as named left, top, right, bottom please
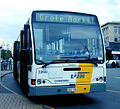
left=106, top=51, right=120, bottom=68
left=13, top=10, right=106, bottom=96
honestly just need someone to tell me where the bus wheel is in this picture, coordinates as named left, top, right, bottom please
left=111, top=62, right=116, bottom=68
left=116, top=62, right=118, bottom=68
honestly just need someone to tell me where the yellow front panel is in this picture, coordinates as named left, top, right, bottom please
left=75, top=85, right=91, bottom=93
left=75, top=63, right=93, bottom=94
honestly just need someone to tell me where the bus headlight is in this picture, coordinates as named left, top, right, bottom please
left=96, top=77, right=103, bottom=82
left=37, top=79, right=41, bottom=84
left=99, top=77, right=103, bottom=82
left=37, top=79, right=51, bottom=84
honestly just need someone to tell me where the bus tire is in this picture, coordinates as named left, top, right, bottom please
left=111, top=62, right=116, bottom=68
left=116, top=62, right=118, bottom=68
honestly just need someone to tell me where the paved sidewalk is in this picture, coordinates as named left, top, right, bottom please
left=0, top=93, right=43, bottom=109
left=0, top=71, right=51, bottom=109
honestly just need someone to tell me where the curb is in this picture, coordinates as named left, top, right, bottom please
left=0, top=71, right=53, bottom=109
left=0, top=71, right=13, bottom=78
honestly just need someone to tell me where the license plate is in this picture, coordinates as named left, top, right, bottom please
left=67, top=88, right=78, bottom=92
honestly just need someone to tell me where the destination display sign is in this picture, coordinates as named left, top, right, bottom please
left=33, top=12, right=97, bottom=24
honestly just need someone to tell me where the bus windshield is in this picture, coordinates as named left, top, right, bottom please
left=32, top=12, right=104, bottom=64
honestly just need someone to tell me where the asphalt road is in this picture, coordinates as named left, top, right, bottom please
left=1, top=68, right=120, bottom=109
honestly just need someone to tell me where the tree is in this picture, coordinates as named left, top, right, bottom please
left=1, top=49, right=12, bottom=60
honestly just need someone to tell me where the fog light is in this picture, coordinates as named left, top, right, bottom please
left=99, top=77, right=103, bottom=82
left=96, top=78, right=99, bottom=81
left=42, top=80, right=46, bottom=84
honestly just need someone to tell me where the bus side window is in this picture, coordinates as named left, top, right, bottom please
left=20, top=30, right=25, bottom=49
left=13, top=41, right=20, bottom=79
left=24, top=24, right=32, bottom=65
left=27, top=25, right=32, bottom=65
left=20, top=25, right=32, bottom=65
left=14, top=41, right=20, bottom=61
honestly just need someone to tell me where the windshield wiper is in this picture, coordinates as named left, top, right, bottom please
left=41, top=60, right=69, bottom=68
left=88, top=58, right=98, bottom=66
left=41, top=58, right=98, bottom=68
left=61, top=46, right=98, bottom=66
left=85, top=47, right=98, bottom=66
left=41, top=46, right=98, bottom=68
left=36, top=59, right=45, bottom=64
left=61, top=56, right=89, bottom=59
left=61, top=56, right=98, bottom=66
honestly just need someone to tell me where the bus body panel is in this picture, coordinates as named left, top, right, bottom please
left=28, top=83, right=105, bottom=96
left=28, top=63, right=105, bottom=96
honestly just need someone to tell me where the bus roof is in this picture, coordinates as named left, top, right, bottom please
left=31, top=10, right=98, bottom=25
left=32, top=10, right=97, bottom=17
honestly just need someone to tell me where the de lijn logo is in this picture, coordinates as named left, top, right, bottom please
left=71, top=72, right=89, bottom=79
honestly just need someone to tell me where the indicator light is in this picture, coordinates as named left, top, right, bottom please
left=31, top=79, right=36, bottom=85
left=104, top=77, right=106, bottom=82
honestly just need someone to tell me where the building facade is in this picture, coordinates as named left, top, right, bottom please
left=101, top=22, right=120, bottom=51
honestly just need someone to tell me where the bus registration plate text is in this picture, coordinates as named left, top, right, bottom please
left=67, top=88, right=78, bottom=92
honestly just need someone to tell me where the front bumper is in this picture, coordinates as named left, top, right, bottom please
left=28, top=83, right=106, bottom=96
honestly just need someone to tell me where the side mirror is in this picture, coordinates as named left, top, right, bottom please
left=106, top=48, right=112, bottom=60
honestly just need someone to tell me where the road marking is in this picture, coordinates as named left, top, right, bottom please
left=107, top=90, right=120, bottom=94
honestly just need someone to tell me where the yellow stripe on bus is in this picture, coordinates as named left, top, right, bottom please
left=75, top=63, right=93, bottom=94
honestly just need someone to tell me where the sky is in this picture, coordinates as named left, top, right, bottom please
left=0, top=0, right=120, bottom=48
